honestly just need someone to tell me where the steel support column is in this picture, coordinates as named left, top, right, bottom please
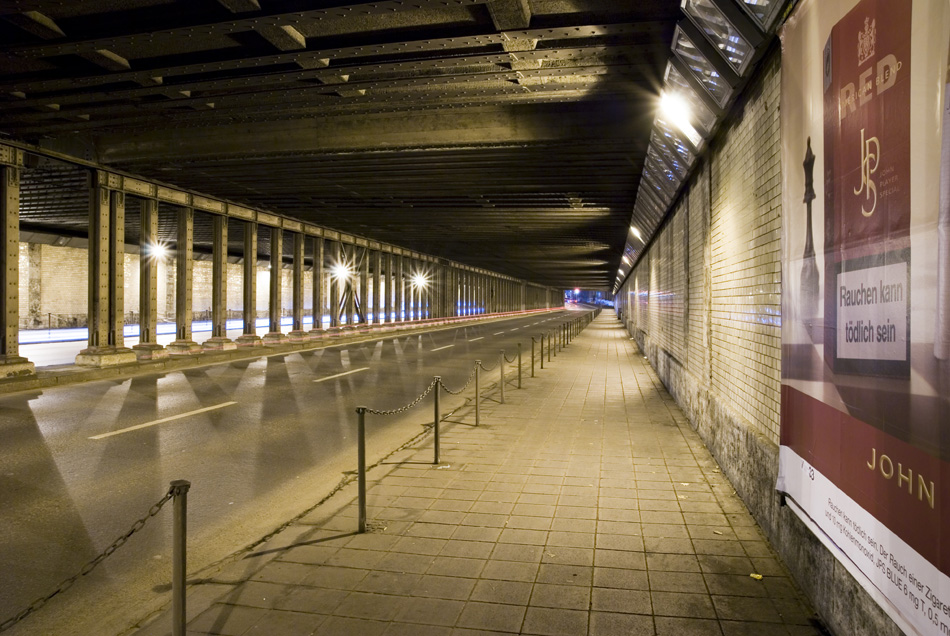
left=0, top=162, right=34, bottom=377
left=166, top=206, right=201, bottom=355
left=329, top=240, right=341, bottom=329
left=204, top=214, right=236, bottom=351
left=359, top=246, right=369, bottom=326
left=395, top=253, right=404, bottom=322
left=236, top=221, right=261, bottom=347
left=133, top=198, right=166, bottom=359
left=372, top=249, right=381, bottom=324
left=466, top=271, right=472, bottom=315
left=384, top=251, right=393, bottom=324
left=310, top=236, right=325, bottom=335
left=288, top=231, right=309, bottom=342
left=263, top=227, right=287, bottom=344
left=344, top=245, right=356, bottom=328
left=408, top=256, right=417, bottom=320
left=78, top=178, right=137, bottom=366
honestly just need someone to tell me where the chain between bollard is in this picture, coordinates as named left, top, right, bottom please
left=440, top=363, right=477, bottom=395
left=477, top=360, right=497, bottom=373
left=364, top=378, right=439, bottom=416
left=0, top=488, right=176, bottom=634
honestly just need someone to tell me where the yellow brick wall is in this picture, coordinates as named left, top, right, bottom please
left=620, top=51, right=782, bottom=444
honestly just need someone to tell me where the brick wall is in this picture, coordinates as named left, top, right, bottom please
left=708, top=60, right=783, bottom=442
left=616, top=49, right=899, bottom=636
left=14, top=246, right=255, bottom=327
left=17, top=244, right=325, bottom=329
left=621, top=51, right=782, bottom=445
left=18, top=243, right=89, bottom=328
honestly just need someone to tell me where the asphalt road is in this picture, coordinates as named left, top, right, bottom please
left=0, top=308, right=587, bottom=636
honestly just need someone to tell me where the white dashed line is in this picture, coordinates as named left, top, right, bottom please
left=469, top=337, right=484, bottom=342
left=89, top=402, right=237, bottom=439
left=313, top=367, right=370, bottom=383
left=431, top=345, right=454, bottom=352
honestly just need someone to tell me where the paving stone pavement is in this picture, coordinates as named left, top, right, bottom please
left=136, top=312, right=824, bottom=636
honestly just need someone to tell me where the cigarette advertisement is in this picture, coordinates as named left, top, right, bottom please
left=779, top=0, right=950, bottom=634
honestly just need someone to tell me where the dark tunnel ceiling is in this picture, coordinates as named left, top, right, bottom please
left=0, top=0, right=682, bottom=291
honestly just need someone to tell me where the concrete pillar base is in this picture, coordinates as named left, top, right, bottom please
left=287, top=330, right=310, bottom=343
left=132, top=343, right=169, bottom=361
left=262, top=332, right=288, bottom=345
left=235, top=334, right=263, bottom=347
left=76, top=347, right=137, bottom=368
left=0, top=356, right=36, bottom=378
left=202, top=337, right=236, bottom=352
left=166, top=340, right=202, bottom=355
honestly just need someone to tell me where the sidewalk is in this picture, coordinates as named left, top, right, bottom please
left=136, top=313, right=823, bottom=636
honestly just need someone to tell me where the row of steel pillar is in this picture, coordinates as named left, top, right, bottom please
left=0, top=163, right=561, bottom=376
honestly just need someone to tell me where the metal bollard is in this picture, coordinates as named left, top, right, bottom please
left=517, top=342, right=522, bottom=389
left=552, top=331, right=556, bottom=357
left=474, top=362, right=481, bottom=426
left=540, top=334, right=544, bottom=369
left=170, top=479, right=191, bottom=636
left=356, top=407, right=367, bottom=533
left=548, top=332, right=552, bottom=361
left=433, top=377, right=441, bottom=465
left=531, top=337, right=536, bottom=377
left=499, top=351, right=505, bottom=404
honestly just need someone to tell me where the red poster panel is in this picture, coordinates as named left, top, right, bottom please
left=780, top=0, right=950, bottom=634
left=823, top=0, right=912, bottom=377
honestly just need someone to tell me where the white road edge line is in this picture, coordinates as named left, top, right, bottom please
left=89, top=401, right=238, bottom=440
left=313, top=367, right=370, bottom=383
left=469, top=337, right=484, bottom=341
left=493, top=332, right=505, bottom=335
left=431, top=344, right=454, bottom=352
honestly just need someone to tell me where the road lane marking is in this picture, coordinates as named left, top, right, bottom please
left=431, top=344, right=454, bottom=352
left=313, top=367, right=370, bottom=383
left=89, top=402, right=238, bottom=440
left=493, top=331, right=504, bottom=335
left=509, top=328, right=519, bottom=331
left=469, top=337, right=484, bottom=341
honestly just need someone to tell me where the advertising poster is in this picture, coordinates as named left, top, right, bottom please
left=778, top=0, right=950, bottom=634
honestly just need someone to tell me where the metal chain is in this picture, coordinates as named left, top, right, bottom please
left=477, top=360, right=497, bottom=372
left=365, top=378, right=438, bottom=416
left=0, top=488, right=175, bottom=633
left=503, top=352, right=518, bottom=364
left=440, top=364, right=477, bottom=395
